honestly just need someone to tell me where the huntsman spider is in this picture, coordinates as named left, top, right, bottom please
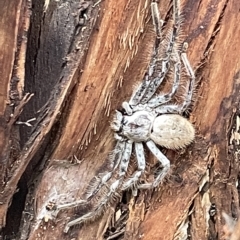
left=51, top=0, right=195, bottom=233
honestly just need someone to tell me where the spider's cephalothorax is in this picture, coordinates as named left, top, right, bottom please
left=52, top=0, right=196, bottom=233
left=112, top=109, right=156, bottom=142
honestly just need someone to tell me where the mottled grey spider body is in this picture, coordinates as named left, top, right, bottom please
left=113, top=108, right=194, bottom=149
left=51, top=0, right=196, bottom=233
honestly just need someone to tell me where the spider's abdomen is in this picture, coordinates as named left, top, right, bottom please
left=151, top=114, right=195, bottom=149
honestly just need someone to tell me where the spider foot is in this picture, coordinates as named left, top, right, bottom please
left=50, top=199, right=87, bottom=218
left=137, top=182, right=154, bottom=190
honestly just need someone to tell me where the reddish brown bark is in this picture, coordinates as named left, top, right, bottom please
left=0, top=0, right=240, bottom=239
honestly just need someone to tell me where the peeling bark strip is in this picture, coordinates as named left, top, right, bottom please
left=0, top=0, right=100, bottom=233
left=0, top=0, right=32, bottom=227
left=0, top=0, right=240, bottom=239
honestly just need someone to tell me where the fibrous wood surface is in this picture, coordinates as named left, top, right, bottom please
left=0, top=0, right=240, bottom=240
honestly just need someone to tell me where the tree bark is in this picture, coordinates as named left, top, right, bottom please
left=1, top=0, right=240, bottom=239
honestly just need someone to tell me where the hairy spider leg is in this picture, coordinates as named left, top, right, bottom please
left=134, top=0, right=181, bottom=104
left=173, top=0, right=181, bottom=24
left=147, top=49, right=181, bottom=108
left=122, top=142, right=146, bottom=193
left=179, top=42, right=196, bottom=112
left=63, top=141, right=132, bottom=233
left=63, top=181, right=121, bottom=233
left=138, top=140, right=170, bottom=189
left=129, top=2, right=163, bottom=107
left=118, top=140, right=132, bottom=177
left=84, top=141, right=125, bottom=201
left=51, top=200, right=87, bottom=218
left=52, top=142, right=125, bottom=221
left=154, top=43, right=195, bottom=114
left=151, top=1, right=162, bottom=39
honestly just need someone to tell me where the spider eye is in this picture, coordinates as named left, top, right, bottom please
left=129, top=123, right=139, bottom=129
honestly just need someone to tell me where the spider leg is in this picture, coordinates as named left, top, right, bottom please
left=63, top=180, right=121, bottom=233
left=51, top=200, right=87, bottom=218
left=84, top=141, right=125, bottom=201
left=138, top=140, right=170, bottom=189
left=154, top=43, right=195, bottom=114
left=151, top=1, right=162, bottom=39
left=154, top=103, right=182, bottom=114
left=63, top=141, right=133, bottom=233
left=118, top=140, right=132, bottom=177
left=129, top=2, right=163, bottom=107
left=147, top=49, right=181, bottom=108
left=51, top=141, right=125, bottom=219
left=179, top=42, right=196, bottom=112
left=131, top=0, right=181, bottom=107
left=122, top=142, right=146, bottom=194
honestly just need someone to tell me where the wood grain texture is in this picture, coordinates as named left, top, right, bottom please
left=26, top=0, right=240, bottom=239
left=1, top=0, right=240, bottom=239
left=0, top=0, right=31, bottom=229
